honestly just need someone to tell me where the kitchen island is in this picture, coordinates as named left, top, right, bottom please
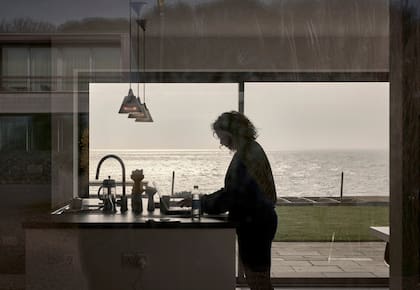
left=24, top=198, right=236, bottom=290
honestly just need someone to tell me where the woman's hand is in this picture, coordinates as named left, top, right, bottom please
left=177, top=197, right=192, bottom=207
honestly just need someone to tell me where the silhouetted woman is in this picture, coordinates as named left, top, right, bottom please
left=182, top=111, right=278, bottom=290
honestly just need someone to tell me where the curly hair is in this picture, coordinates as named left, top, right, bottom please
left=211, top=111, right=257, bottom=142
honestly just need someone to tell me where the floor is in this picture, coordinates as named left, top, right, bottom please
left=0, top=242, right=388, bottom=289
left=236, top=287, right=389, bottom=290
left=268, top=242, right=389, bottom=278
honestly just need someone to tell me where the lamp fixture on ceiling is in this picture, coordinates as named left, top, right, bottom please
left=135, top=18, right=153, bottom=122
left=118, top=1, right=144, bottom=115
left=118, top=88, right=142, bottom=114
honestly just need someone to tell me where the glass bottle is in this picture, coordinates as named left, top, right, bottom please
left=191, top=185, right=201, bottom=220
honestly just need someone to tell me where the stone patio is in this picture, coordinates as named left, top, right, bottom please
left=269, top=241, right=389, bottom=278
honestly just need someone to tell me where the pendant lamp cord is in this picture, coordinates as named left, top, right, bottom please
left=143, top=20, right=146, bottom=104
left=129, top=0, right=132, bottom=90
left=137, top=17, right=140, bottom=100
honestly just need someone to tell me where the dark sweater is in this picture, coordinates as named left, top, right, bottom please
left=201, top=140, right=277, bottom=223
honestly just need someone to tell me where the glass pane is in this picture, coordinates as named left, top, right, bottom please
left=245, top=82, right=389, bottom=279
left=61, top=47, right=91, bottom=90
left=92, top=47, right=120, bottom=70
left=31, top=114, right=51, bottom=150
left=30, top=47, right=52, bottom=91
left=0, top=116, right=28, bottom=151
left=2, top=47, right=29, bottom=91
left=92, top=47, right=121, bottom=83
left=0, top=115, right=51, bottom=186
left=87, top=83, right=238, bottom=196
left=137, top=0, right=387, bottom=72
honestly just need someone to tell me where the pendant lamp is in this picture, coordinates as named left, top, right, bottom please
left=119, top=88, right=142, bottom=113
left=128, top=97, right=146, bottom=118
left=135, top=18, right=153, bottom=122
left=118, top=1, right=144, bottom=114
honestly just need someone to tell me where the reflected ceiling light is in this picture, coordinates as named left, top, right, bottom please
left=130, top=1, right=146, bottom=15
left=128, top=97, right=146, bottom=118
left=157, top=0, right=164, bottom=15
left=135, top=103, right=153, bottom=122
left=128, top=112, right=144, bottom=118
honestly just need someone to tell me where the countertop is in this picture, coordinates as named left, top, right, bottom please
left=369, top=226, right=389, bottom=242
left=23, top=198, right=233, bottom=229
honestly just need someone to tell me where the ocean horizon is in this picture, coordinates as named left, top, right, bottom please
left=89, top=149, right=389, bottom=198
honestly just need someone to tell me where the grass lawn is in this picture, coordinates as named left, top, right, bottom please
left=274, top=205, right=389, bottom=242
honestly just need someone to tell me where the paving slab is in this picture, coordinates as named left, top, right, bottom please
left=270, top=242, right=389, bottom=278
left=323, top=272, right=376, bottom=278
left=310, top=260, right=360, bottom=267
left=272, top=260, right=312, bottom=266
left=293, top=265, right=343, bottom=272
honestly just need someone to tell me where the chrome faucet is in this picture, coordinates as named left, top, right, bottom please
left=95, top=154, right=128, bottom=213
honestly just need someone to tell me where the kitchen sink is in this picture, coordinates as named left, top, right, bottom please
left=52, top=204, right=104, bottom=215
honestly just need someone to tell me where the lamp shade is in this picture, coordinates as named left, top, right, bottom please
left=130, top=1, right=146, bottom=16
left=135, top=103, right=153, bottom=122
left=128, top=98, right=146, bottom=118
left=118, top=88, right=142, bottom=113
left=128, top=111, right=145, bottom=118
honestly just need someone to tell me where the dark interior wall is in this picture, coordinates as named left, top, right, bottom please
left=389, top=0, right=420, bottom=289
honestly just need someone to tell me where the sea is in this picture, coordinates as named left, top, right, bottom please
left=90, top=149, right=389, bottom=198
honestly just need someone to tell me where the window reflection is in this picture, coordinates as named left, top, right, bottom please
left=30, top=47, right=51, bottom=91
left=0, top=116, right=28, bottom=151
left=2, top=47, right=29, bottom=91
left=1, top=46, right=121, bottom=92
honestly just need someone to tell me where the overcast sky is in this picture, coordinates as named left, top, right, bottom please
left=89, top=83, right=238, bottom=150
left=245, top=82, right=389, bottom=151
left=89, top=82, right=389, bottom=151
